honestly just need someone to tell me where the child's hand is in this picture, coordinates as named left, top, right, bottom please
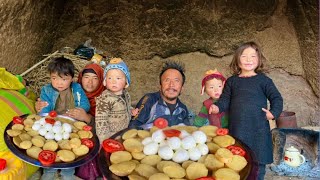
left=262, top=108, right=275, bottom=120
left=65, top=108, right=91, bottom=123
left=131, top=108, right=139, bottom=116
left=209, top=104, right=219, bottom=114
left=35, top=98, right=48, bottom=112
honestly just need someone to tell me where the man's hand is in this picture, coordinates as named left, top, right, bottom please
left=262, top=108, right=274, bottom=120
left=35, top=98, right=48, bottom=113
left=131, top=108, right=139, bottom=116
left=209, top=104, right=219, bottom=114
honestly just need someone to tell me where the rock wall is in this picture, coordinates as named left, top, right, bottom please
left=0, top=0, right=318, bottom=126
left=0, top=0, right=66, bottom=74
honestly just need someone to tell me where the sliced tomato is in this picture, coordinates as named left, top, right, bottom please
left=196, top=177, right=216, bottom=180
left=153, top=118, right=168, bottom=129
left=48, top=110, right=57, bottom=118
left=216, top=128, right=229, bottom=136
left=12, top=116, right=23, bottom=124
left=45, top=118, right=56, bottom=125
left=38, top=150, right=56, bottom=165
left=102, top=139, right=124, bottom=153
left=82, top=125, right=92, bottom=131
left=163, top=129, right=181, bottom=137
left=0, top=158, right=6, bottom=171
left=227, top=145, right=246, bottom=157
left=81, top=138, right=94, bottom=149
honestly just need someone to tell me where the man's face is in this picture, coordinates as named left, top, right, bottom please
left=160, top=69, right=183, bottom=103
left=205, top=78, right=223, bottom=100
left=81, top=72, right=99, bottom=93
left=50, top=72, right=73, bottom=92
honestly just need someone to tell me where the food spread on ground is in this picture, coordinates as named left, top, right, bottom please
left=5, top=111, right=95, bottom=166
left=102, top=125, right=249, bottom=180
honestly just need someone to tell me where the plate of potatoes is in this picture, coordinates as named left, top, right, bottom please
left=4, top=114, right=100, bottom=169
left=98, top=126, right=258, bottom=180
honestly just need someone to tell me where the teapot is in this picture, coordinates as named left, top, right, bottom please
left=283, top=146, right=305, bottom=167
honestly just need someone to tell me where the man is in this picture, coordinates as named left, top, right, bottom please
left=129, top=61, right=191, bottom=129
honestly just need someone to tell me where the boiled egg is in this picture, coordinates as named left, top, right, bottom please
left=181, top=136, right=196, bottom=150
left=151, top=129, right=165, bottom=143
left=172, top=148, right=189, bottom=163
left=192, top=131, right=207, bottom=144
left=197, top=143, right=209, bottom=155
left=158, top=145, right=174, bottom=160
left=143, top=142, right=159, bottom=155
left=167, top=137, right=181, bottom=150
left=188, top=147, right=202, bottom=161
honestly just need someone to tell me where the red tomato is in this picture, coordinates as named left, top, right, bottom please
left=227, top=145, right=246, bottom=157
left=81, top=138, right=94, bottom=149
left=102, top=139, right=124, bottom=153
left=38, top=150, right=56, bottom=165
left=48, top=110, right=57, bottom=118
left=196, top=177, right=216, bottom=180
left=0, top=158, right=6, bottom=171
left=153, top=118, right=168, bottom=129
left=82, top=125, right=92, bottom=131
left=163, top=129, right=181, bottom=137
left=45, top=118, right=56, bottom=125
left=216, top=128, right=229, bottom=136
left=12, top=116, right=23, bottom=124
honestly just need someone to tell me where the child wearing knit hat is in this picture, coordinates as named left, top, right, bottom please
left=193, top=69, right=228, bottom=128
left=95, top=58, right=137, bottom=143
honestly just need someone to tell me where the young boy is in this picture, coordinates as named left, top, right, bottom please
left=95, top=58, right=132, bottom=143
left=39, top=57, right=90, bottom=180
left=193, top=69, right=228, bottom=128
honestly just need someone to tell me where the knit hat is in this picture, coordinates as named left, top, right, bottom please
left=201, top=69, right=226, bottom=95
left=104, top=58, right=131, bottom=87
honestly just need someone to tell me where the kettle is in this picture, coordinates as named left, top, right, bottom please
left=283, top=146, right=305, bottom=167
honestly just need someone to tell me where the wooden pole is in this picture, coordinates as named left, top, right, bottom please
left=20, top=50, right=59, bottom=76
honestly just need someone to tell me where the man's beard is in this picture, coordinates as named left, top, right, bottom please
left=160, top=89, right=181, bottom=101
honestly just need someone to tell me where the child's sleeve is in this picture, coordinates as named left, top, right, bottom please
left=265, top=78, right=283, bottom=119
left=39, top=86, right=52, bottom=114
left=95, top=94, right=111, bottom=143
left=215, top=78, right=232, bottom=113
left=74, top=83, right=90, bottom=112
left=129, top=94, right=154, bottom=128
left=193, top=105, right=209, bottom=127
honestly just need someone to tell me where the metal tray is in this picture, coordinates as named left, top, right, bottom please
left=98, top=127, right=258, bottom=180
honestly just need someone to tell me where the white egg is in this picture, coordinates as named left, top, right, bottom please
left=179, top=130, right=190, bottom=139
left=159, top=140, right=168, bottom=147
left=54, top=133, right=63, bottom=141
left=158, top=145, right=174, bottom=160
left=44, top=123, right=53, bottom=131
left=141, top=137, right=153, bottom=145
left=172, top=148, right=189, bottom=163
left=54, top=121, right=62, bottom=126
left=188, top=147, right=202, bottom=161
left=39, top=118, right=46, bottom=125
left=197, top=144, right=209, bottom=155
left=167, top=137, right=181, bottom=150
left=151, top=129, right=165, bottom=143
left=62, top=132, right=70, bottom=140
left=192, top=131, right=207, bottom=144
left=34, top=120, right=40, bottom=125
left=181, top=136, right=196, bottom=150
left=32, top=123, right=41, bottom=131
left=62, top=123, right=72, bottom=133
left=52, top=125, right=62, bottom=134
left=45, top=132, right=55, bottom=140
left=143, top=142, right=159, bottom=155
left=38, top=128, right=47, bottom=136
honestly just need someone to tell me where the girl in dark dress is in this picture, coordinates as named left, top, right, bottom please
left=210, top=41, right=283, bottom=180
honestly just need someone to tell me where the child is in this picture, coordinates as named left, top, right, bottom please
left=193, top=69, right=228, bottom=128
left=209, top=41, right=283, bottom=180
left=95, top=58, right=132, bottom=143
left=39, top=57, right=90, bottom=180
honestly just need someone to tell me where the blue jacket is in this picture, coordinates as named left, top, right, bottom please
left=39, top=82, right=90, bottom=114
left=129, top=91, right=190, bottom=129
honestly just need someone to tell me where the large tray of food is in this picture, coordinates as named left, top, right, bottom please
left=98, top=125, right=258, bottom=180
left=4, top=113, right=100, bottom=169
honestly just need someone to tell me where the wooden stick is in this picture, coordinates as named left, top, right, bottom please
left=20, top=50, right=59, bottom=76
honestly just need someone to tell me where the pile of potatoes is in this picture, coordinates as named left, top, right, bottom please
left=108, top=125, right=248, bottom=180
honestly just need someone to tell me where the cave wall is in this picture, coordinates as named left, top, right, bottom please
left=0, top=0, right=318, bottom=126
left=0, top=0, right=66, bottom=74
